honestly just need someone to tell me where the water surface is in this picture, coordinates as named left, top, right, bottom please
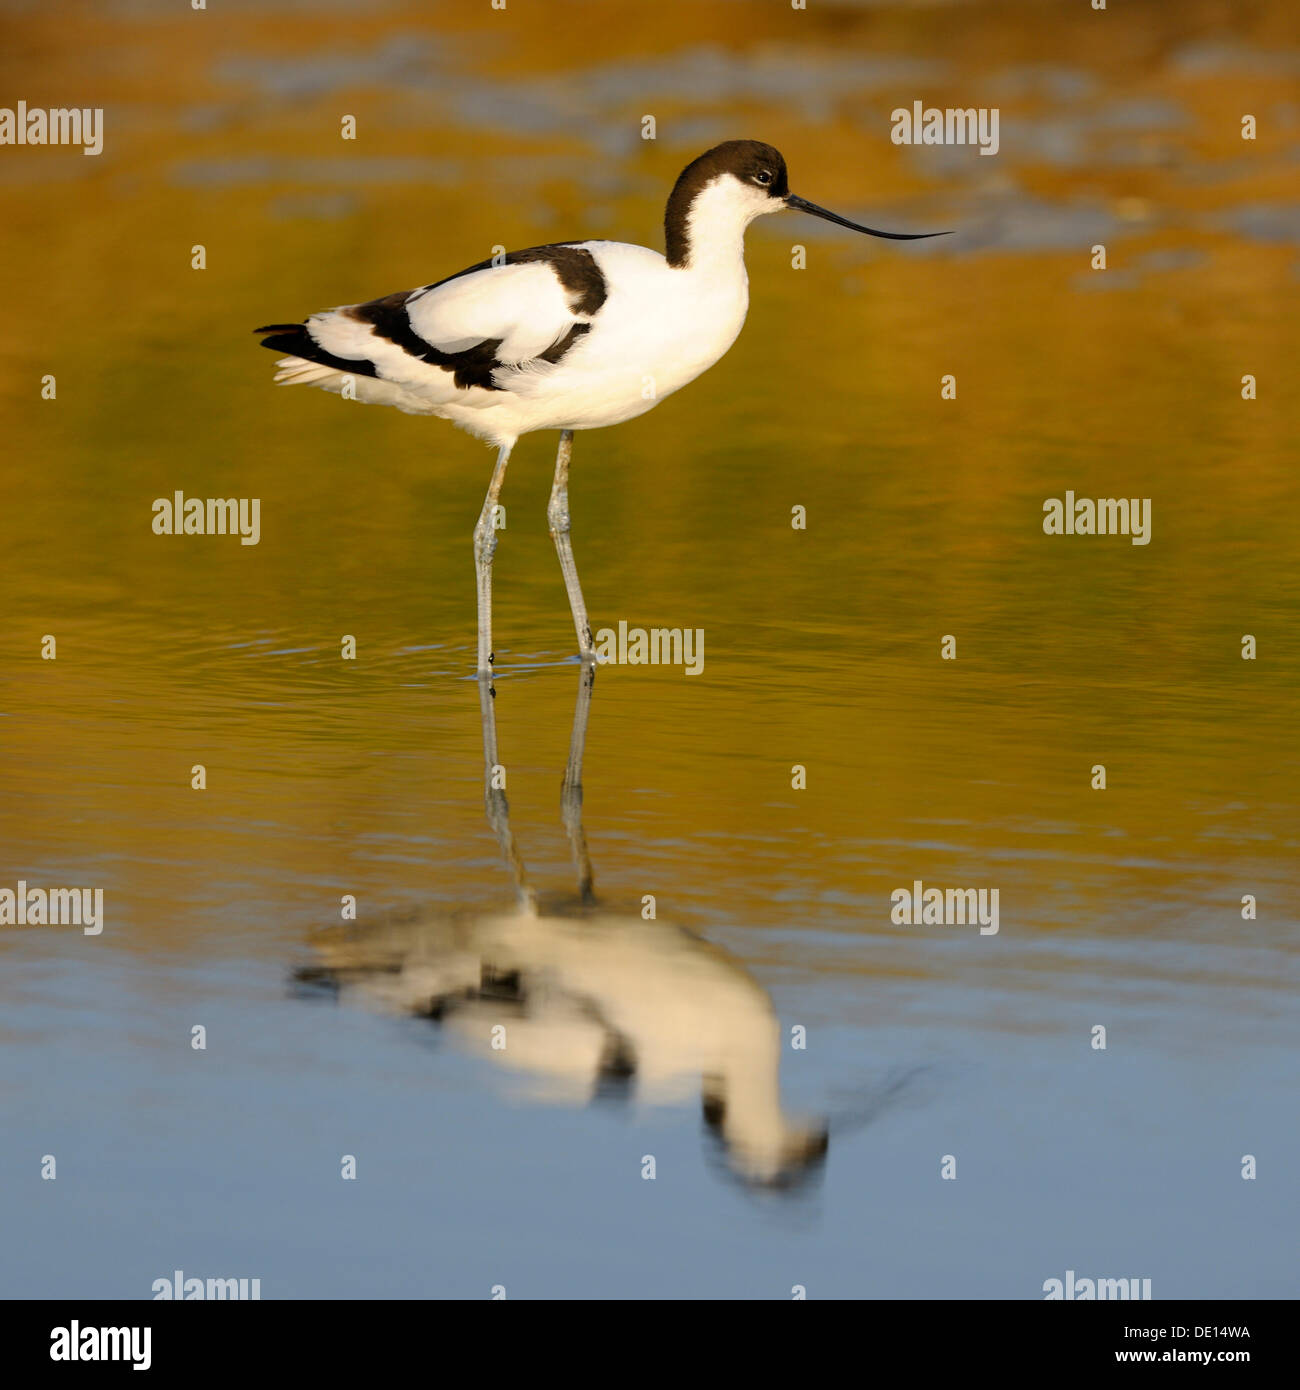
left=1, top=0, right=1297, bottom=1299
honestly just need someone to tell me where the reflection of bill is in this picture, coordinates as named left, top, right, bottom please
left=295, top=666, right=831, bottom=1191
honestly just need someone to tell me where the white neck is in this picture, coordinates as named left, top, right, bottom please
left=676, top=176, right=771, bottom=277
left=714, top=1013, right=810, bottom=1180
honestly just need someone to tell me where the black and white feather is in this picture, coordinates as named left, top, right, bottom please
left=257, top=244, right=634, bottom=447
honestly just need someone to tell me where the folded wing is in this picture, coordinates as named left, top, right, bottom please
left=255, top=244, right=608, bottom=396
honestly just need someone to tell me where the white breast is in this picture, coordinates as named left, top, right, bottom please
left=491, top=240, right=750, bottom=435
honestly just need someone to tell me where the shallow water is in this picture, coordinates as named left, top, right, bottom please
left=1, top=0, right=1297, bottom=1298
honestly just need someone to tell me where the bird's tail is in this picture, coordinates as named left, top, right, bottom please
left=252, top=314, right=442, bottom=415
left=253, top=323, right=349, bottom=385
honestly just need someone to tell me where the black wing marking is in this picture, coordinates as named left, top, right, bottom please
left=254, top=244, right=607, bottom=392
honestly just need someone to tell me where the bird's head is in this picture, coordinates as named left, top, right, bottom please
left=666, top=138, right=948, bottom=267
left=701, top=1086, right=831, bottom=1193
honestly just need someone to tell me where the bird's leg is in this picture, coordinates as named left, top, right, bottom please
left=547, top=430, right=595, bottom=661
left=478, top=673, right=535, bottom=913
left=561, top=660, right=597, bottom=905
left=473, top=443, right=513, bottom=677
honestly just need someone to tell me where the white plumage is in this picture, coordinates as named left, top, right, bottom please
left=264, top=232, right=750, bottom=447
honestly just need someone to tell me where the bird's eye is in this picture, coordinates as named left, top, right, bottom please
left=755, top=170, right=772, bottom=185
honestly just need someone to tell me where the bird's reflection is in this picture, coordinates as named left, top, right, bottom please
left=296, top=666, right=829, bottom=1190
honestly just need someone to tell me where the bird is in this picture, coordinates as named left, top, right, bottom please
left=255, top=140, right=946, bottom=677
